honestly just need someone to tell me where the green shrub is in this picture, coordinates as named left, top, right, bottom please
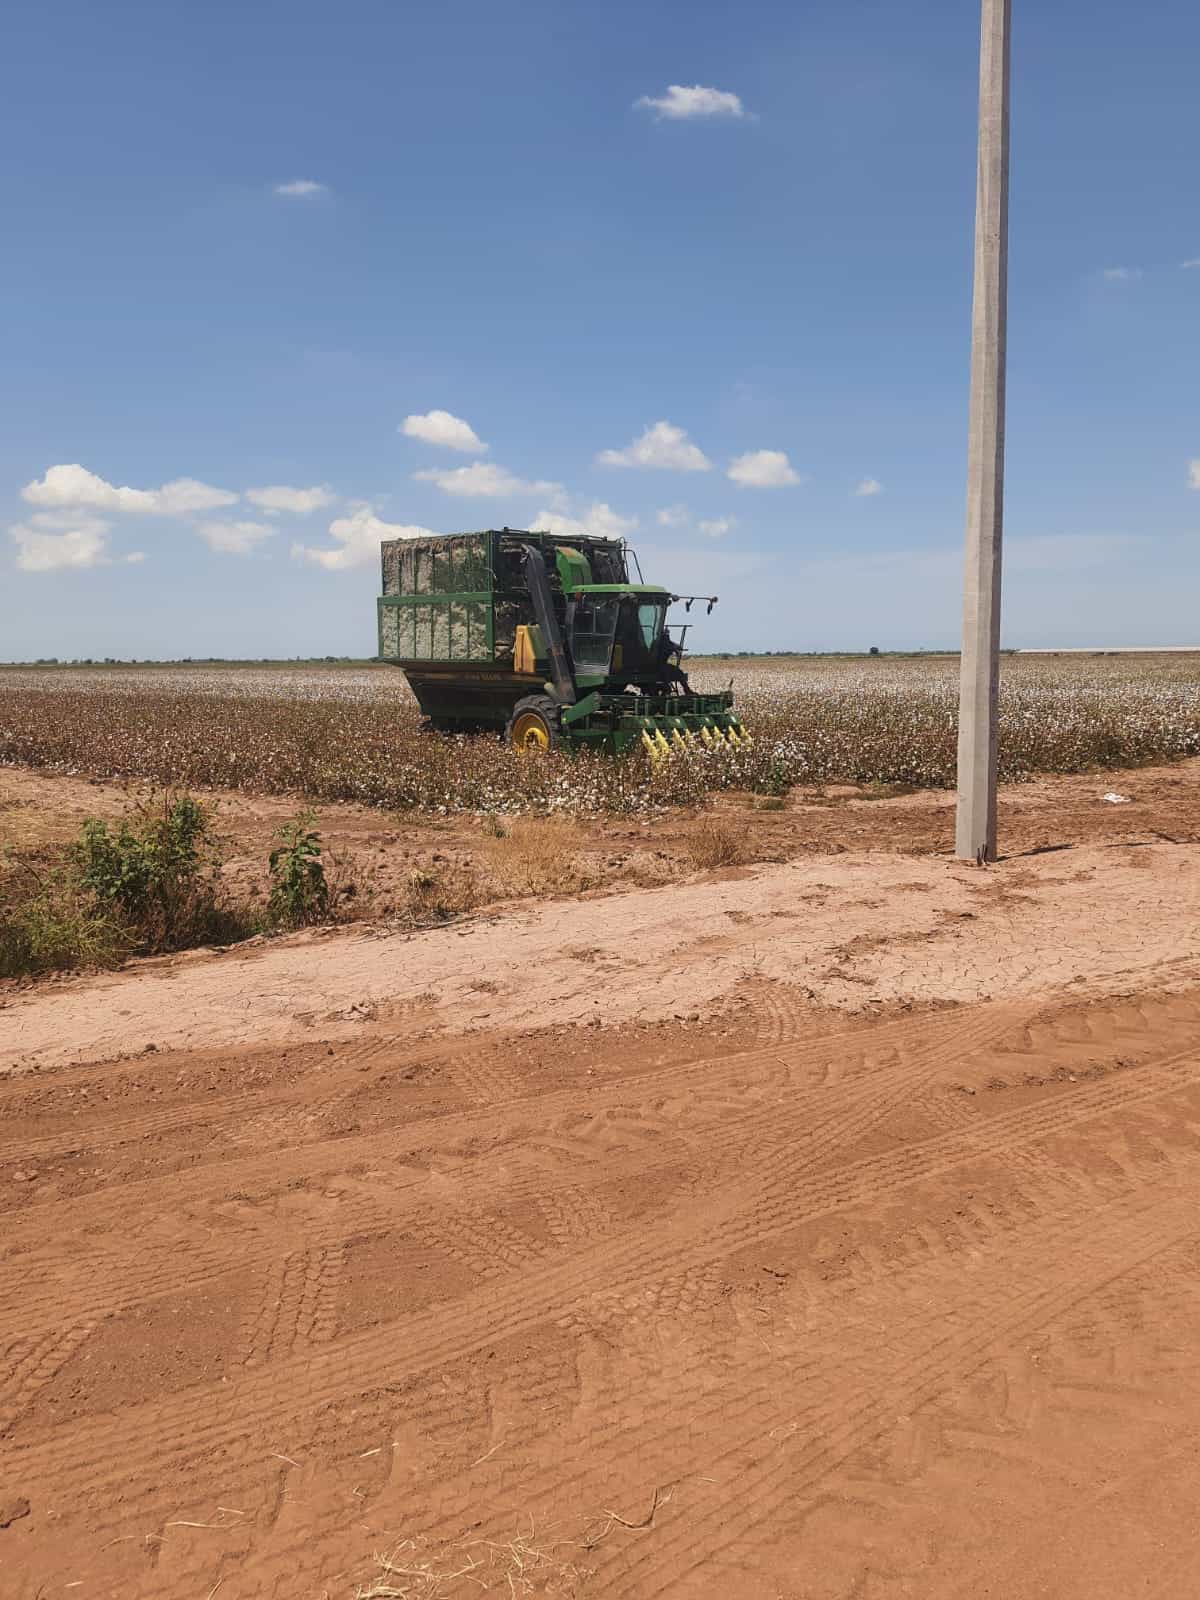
left=2, top=792, right=268, bottom=980
left=71, top=792, right=252, bottom=953
left=267, top=811, right=330, bottom=928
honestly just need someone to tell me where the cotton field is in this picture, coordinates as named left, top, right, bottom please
left=1, top=654, right=1197, bottom=814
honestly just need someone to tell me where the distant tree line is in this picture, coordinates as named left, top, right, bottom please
left=1, top=656, right=378, bottom=668
left=5, top=648, right=1026, bottom=668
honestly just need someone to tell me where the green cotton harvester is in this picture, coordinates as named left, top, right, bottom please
left=377, top=528, right=750, bottom=757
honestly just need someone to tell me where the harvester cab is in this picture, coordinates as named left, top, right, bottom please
left=376, top=527, right=750, bottom=757
left=517, top=543, right=684, bottom=693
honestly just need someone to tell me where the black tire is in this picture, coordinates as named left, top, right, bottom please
left=505, top=693, right=562, bottom=752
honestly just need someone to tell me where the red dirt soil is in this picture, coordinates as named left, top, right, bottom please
left=4, top=762, right=1200, bottom=1597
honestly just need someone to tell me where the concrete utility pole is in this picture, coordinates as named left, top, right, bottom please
left=956, top=0, right=1012, bottom=862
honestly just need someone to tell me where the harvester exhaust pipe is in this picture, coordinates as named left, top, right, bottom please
left=519, top=543, right=576, bottom=705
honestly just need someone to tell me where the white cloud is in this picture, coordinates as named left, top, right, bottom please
left=1189, top=460, right=1200, bottom=489
left=1101, top=266, right=1142, bottom=282
left=11, top=524, right=109, bottom=571
left=414, top=461, right=562, bottom=499
left=293, top=504, right=436, bottom=571
left=1182, top=259, right=1200, bottom=270
left=22, top=463, right=157, bottom=513
left=400, top=410, right=487, bottom=453
left=657, top=503, right=689, bottom=527
left=245, top=484, right=335, bottom=515
left=195, top=520, right=276, bottom=555
left=8, top=511, right=144, bottom=572
left=727, top=449, right=801, bottom=488
left=274, top=179, right=327, bottom=197
left=854, top=477, right=884, bottom=497
left=26, top=509, right=111, bottom=534
left=530, top=501, right=638, bottom=541
left=699, top=518, right=734, bottom=539
left=153, top=478, right=240, bottom=515
left=21, top=463, right=237, bottom=517
left=636, top=84, right=747, bottom=121
left=597, top=421, right=711, bottom=472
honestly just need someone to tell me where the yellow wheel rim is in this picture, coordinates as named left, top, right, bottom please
left=512, top=712, right=551, bottom=751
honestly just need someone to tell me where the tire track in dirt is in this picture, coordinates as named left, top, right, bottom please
left=539, top=1181, right=622, bottom=1248
left=598, top=1215, right=1200, bottom=1597
left=0, top=1002, right=941, bottom=1172
left=8, top=1005, right=1193, bottom=1540
left=0, top=1084, right=274, bottom=1167
left=14, top=992, right=1056, bottom=1369
left=0, top=1006, right=930, bottom=1209
left=232, top=1246, right=345, bottom=1369
left=443, top=1048, right=531, bottom=1107
left=0, top=1006, right=1017, bottom=1476
left=0, top=1004, right=1017, bottom=1345
left=0, top=1039, right=519, bottom=1175
left=3, top=1021, right=1184, bottom=1402
left=0, top=1057, right=431, bottom=1170
left=0, top=1321, right=97, bottom=1438
left=406, top=1209, right=1200, bottom=1600
left=9, top=951, right=1187, bottom=1173
left=5, top=996, right=1179, bottom=1365
left=530, top=1067, right=1200, bottom=1460
left=146, top=1092, right=1200, bottom=1600
left=529, top=1158, right=1199, bottom=1600
left=409, top=1206, right=547, bottom=1279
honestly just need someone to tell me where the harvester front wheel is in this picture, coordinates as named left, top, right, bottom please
left=506, top=694, right=562, bottom=753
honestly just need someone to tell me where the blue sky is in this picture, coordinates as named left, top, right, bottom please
left=2, top=0, right=1197, bottom=658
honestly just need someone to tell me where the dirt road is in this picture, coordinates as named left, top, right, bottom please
left=4, top=834, right=1200, bottom=1594
left=7, top=840, right=1200, bottom=1074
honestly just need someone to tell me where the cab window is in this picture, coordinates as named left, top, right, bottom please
left=571, top=599, right=619, bottom=671
left=638, top=602, right=667, bottom=649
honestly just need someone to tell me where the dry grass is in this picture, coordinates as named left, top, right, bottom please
left=482, top=817, right=596, bottom=897
left=681, top=814, right=746, bottom=870
left=0, top=857, right=131, bottom=979
left=355, top=1524, right=592, bottom=1597
left=394, top=817, right=597, bottom=925
left=399, top=862, right=484, bottom=924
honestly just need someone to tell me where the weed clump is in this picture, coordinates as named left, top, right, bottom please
left=1, top=794, right=377, bottom=981
left=267, top=810, right=330, bottom=928
left=2, top=792, right=260, bottom=980
left=682, top=814, right=746, bottom=870
left=0, top=864, right=128, bottom=978
left=401, top=863, right=481, bottom=922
